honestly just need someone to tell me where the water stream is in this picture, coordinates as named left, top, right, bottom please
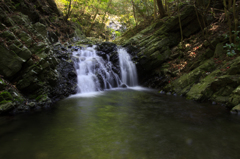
left=1, top=46, right=240, bottom=158
left=0, top=89, right=240, bottom=159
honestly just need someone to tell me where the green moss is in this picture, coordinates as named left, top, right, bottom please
left=0, top=100, right=12, bottom=105
left=35, top=94, right=48, bottom=102
left=0, top=91, right=13, bottom=101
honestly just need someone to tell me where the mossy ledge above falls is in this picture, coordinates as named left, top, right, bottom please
left=116, top=4, right=240, bottom=114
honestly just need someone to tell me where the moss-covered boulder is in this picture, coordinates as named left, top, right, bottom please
left=229, top=86, right=240, bottom=106
left=187, top=74, right=239, bottom=101
left=231, top=104, right=240, bottom=114
left=226, top=56, right=240, bottom=75
left=168, top=59, right=216, bottom=94
left=0, top=102, right=15, bottom=112
left=214, top=43, right=224, bottom=57
left=0, top=91, right=13, bottom=101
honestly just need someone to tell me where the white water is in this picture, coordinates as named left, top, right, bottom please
left=118, top=48, right=138, bottom=86
left=72, top=46, right=138, bottom=94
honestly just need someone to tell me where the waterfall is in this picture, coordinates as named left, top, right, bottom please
left=72, top=45, right=138, bottom=94
left=118, top=48, right=138, bottom=86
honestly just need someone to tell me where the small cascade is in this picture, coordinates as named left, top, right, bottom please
left=72, top=45, right=138, bottom=94
left=118, top=48, right=138, bottom=86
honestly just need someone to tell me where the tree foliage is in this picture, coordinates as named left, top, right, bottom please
left=54, top=0, right=236, bottom=43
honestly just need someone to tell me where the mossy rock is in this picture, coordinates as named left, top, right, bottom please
left=0, top=23, right=7, bottom=31
left=0, top=91, right=13, bottom=101
left=35, top=94, right=51, bottom=104
left=0, top=101, right=14, bottom=112
left=211, top=95, right=229, bottom=103
left=186, top=74, right=238, bottom=101
left=3, top=17, right=15, bottom=27
left=226, top=56, right=240, bottom=75
left=229, top=85, right=240, bottom=106
left=33, top=22, right=47, bottom=37
left=18, top=46, right=32, bottom=61
left=11, top=13, right=30, bottom=25
left=231, top=104, right=240, bottom=114
left=0, top=79, right=6, bottom=90
left=9, top=44, right=22, bottom=54
left=214, top=43, right=225, bottom=57
left=0, top=44, right=23, bottom=78
left=17, top=31, right=33, bottom=47
left=203, top=48, right=214, bottom=59
left=0, top=30, right=17, bottom=41
left=171, top=59, right=216, bottom=94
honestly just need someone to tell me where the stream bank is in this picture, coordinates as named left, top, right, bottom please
left=116, top=4, right=240, bottom=113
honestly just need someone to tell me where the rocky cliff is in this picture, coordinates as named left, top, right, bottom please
left=0, top=0, right=86, bottom=114
left=116, top=4, right=240, bottom=114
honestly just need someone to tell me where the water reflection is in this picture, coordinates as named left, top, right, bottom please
left=0, top=89, right=240, bottom=159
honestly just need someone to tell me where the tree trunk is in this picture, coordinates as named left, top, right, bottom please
left=233, top=0, right=237, bottom=44
left=156, top=0, right=166, bottom=18
left=101, top=0, right=112, bottom=29
left=131, top=0, right=138, bottom=27
left=46, top=0, right=61, bottom=16
left=154, top=0, right=157, bottom=19
left=86, top=8, right=99, bottom=37
left=177, top=0, right=183, bottom=42
left=132, top=0, right=146, bottom=19
left=65, top=0, right=72, bottom=21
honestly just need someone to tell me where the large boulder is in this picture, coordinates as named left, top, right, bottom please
left=166, top=59, right=216, bottom=94
left=229, top=86, right=240, bottom=106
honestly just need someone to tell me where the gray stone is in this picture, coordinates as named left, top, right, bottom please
left=11, top=14, right=30, bottom=25
left=231, top=104, right=240, bottom=114
left=27, top=102, right=36, bottom=107
left=0, top=79, right=6, bottom=90
left=0, top=102, right=14, bottom=112
left=18, top=46, right=32, bottom=61
left=0, top=44, right=23, bottom=78
left=214, top=43, right=224, bottom=57
left=17, top=31, right=33, bottom=47
left=34, top=22, right=47, bottom=37
left=204, top=48, right=214, bottom=59
left=0, top=23, right=6, bottom=30
left=4, top=17, right=15, bottom=27
left=0, top=30, right=17, bottom=40
left=9, top=44, right=22, bottom=54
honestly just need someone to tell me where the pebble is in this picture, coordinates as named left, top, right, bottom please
left=167, top=92, right=171, bottom=95
left=159, top=90, right=165, bottom=94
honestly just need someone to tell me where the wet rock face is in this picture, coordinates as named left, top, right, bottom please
left=49, top=50, right=77, bottom=103
left=96, top=42, right=117, bottom=54
left=0, top=0, right=81, bottom=114
left=95, top=42, right=121, bottom=76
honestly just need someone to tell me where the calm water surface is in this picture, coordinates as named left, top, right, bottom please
left=1, top=88, right=240, bottom=159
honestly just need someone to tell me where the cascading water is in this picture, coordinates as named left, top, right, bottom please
left=72, top=45, right=138, bottom=94
left=118, top=48, right=138, bottom=86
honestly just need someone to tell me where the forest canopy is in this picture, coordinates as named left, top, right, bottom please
left=54, top=0, right=235, bottom=42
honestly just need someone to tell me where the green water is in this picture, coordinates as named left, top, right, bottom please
left=1, top=88, right=240, bottom=159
